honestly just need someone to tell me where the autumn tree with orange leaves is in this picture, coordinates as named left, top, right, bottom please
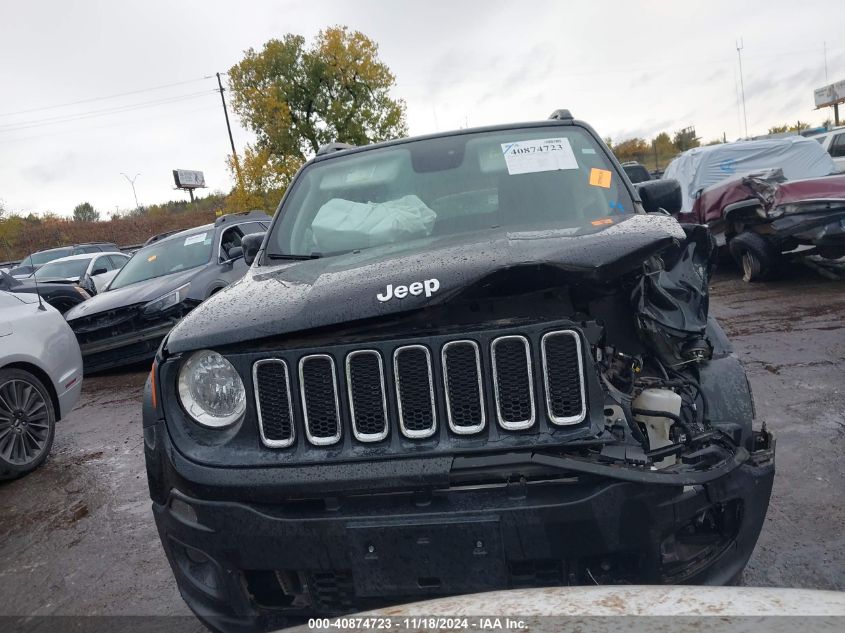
left=226, top=26, right=408, bottom=211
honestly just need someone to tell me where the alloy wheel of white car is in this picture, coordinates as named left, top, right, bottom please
left=0, top=368, right=56, bottom=480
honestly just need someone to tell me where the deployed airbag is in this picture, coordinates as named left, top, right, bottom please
left=311, top=195, right=436, bottom=252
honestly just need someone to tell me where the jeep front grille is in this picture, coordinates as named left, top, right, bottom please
left=299, top=355, right=341, bottom=445
left=442, top=340, right=485, bottom=434
left=346, top=350, right=388, bottom=442
left=541, top=331, right=587, bottom=425
left=250, top=325, right=587, bottom=449
left=491, top=335, right=535, bottom=430
left=393, top=345, right=437, bottom=438
left=253, top=359, right=295, bottom=447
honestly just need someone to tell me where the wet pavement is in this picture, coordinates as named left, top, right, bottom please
left=0, top=266, right=843, bottom=625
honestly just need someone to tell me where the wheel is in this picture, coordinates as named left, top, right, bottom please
left=741, top=250, right=762, bottom=283
left=729, top=232, right=777, bottom=282
left=0, top=368, right=56, bottom=480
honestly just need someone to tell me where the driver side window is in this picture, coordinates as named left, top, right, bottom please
left=220, top=227, right=245, bottom=260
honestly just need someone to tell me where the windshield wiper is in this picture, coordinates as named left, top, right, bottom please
left=267, top=253, right=323, bottom=260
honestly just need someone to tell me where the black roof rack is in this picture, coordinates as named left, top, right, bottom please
left=548, top=109, right=573, bottom=120
left=214, top=209, right=269, bottom=226
left=316, top=142, right=356, bottom=156
left=143, top=229, right=182, bottom=247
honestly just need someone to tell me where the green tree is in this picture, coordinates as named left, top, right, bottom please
left=227, top=26, right=408, bottom=210
left=72, top=202, right=99, bottom=222
left=652, top=132, right=674, bottom=157
left=673, top=127, right=700, bottom=152
left=612, top=137, right=649, bottom=162
left=768, top=121, right=811, bottom=135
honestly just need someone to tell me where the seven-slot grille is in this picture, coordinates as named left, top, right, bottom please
left=346, top=350, right=389, bottom=442
left=253, top=329, right=586, bottom=448
left=442, top=341, right=485, bottom=434
left=298, top=355, right=341, bottom=445
left=394, top=345, right=437, bottom=438
left=253, top=359, right=295, bottom=447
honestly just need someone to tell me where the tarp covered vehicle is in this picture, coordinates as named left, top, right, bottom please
left=664, top=138, right=844, bottom=281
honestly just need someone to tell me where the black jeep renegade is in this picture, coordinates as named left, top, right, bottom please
left=143, top=111, right=775, bottom=632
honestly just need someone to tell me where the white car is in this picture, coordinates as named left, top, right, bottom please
left=812, top=128, right=845, bottom=173
left=0, top=290, right=83, bottom=479
left=32, top=251, right=130, bottom=294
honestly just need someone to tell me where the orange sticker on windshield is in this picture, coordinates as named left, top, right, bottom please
left=589, top=168, right=612, bottom=188
left=591, top=217, right=614, bottom=226
left=147, top=255, right=157, bottom=262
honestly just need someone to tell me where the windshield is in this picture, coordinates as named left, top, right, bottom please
left=30, top=247, right=73, bottom=266
left=268, top=126, right=633, bottom=258
left=108, top=230, right=213, bottom=290
left=34, top=258, right=90, bottom=280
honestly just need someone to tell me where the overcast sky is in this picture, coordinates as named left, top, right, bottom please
left=1, top=0, right=842, bottom=216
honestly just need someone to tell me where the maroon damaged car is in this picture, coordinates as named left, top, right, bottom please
left=683, top=170, right=845, bottom=281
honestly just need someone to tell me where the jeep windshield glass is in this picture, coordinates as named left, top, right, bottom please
left=268, top=126, right=633, bottom=258
left=34, top=258, right=91, bottom=281
left=108, top=230, right=213, bottom=290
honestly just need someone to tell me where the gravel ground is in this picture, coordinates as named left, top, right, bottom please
left=1, top=265, right=843, bottom=625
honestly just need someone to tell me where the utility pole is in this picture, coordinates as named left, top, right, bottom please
left=824, top=41, right=829, bottom=82
left=120, top=172, right=141, bottom=213
left=736, top=39, right=749, bottom=139
left=216, top=72, right=244, bottom=191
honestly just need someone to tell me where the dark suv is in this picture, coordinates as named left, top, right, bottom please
left=65, top=211, right=270, bottom=373
left=9, top=242, right=120, bottom=278
left=143, top=112, right=775, bottom=632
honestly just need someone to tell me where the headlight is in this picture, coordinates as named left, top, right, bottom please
left=177, top=350, right=246, bottom=428
left=144, top=283, right=189, bottom=315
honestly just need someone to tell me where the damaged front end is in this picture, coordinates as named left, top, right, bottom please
left=694, top=171, right=845, bottom=264
left=144, top=215, right=775, bottom=630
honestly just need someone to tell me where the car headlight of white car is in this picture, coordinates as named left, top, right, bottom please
left=177, top=350, right=246, bottom=428
left=144, top=283, right=190, bottom=315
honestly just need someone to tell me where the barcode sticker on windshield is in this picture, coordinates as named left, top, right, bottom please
left=184, top=233, right=206, bottom=246
left=501, top=138, right=578, bottom=175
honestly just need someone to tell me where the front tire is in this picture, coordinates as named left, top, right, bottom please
left=0, top=368, right=56, bottom=480
left=729, top=232, right=778, bottom=282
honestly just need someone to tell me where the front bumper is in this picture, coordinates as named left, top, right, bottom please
left=76, top=323, right=174, bottom=373
left=145, top=419, right=775, bottom=633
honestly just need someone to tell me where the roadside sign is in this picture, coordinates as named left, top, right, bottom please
left=172, top=169, right=206, bottom=189
left=814, top=79, right=845, bottom=108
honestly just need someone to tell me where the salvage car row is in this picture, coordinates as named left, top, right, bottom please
left=1, top=210, right=271, bottom=373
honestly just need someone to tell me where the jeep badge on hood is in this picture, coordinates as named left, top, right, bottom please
left=377, top=278, right=440, bottom=302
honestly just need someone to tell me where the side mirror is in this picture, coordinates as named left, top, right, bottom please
left=636, top=178, right=683, bottom=215
left=225, top=246, right=244, bottom=263
left=92, top=267, right=108, bottom=276
left=242, top=232, right=265, bottom=267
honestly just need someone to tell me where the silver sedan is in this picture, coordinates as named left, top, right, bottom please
left=0, top=290, right=83, bottom=479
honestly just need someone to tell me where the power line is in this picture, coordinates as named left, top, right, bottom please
left=0, top=90, right=218, bottom=133
left=736, top=38, right=749, bottom=139
left=0, top=76, right=213, bottom=118
left=0, top=104, right=221, bottom=145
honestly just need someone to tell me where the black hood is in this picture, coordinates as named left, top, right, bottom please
left=64, top=268, right=198, bottom=321
left=166, top=214, right=688, bottom=353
